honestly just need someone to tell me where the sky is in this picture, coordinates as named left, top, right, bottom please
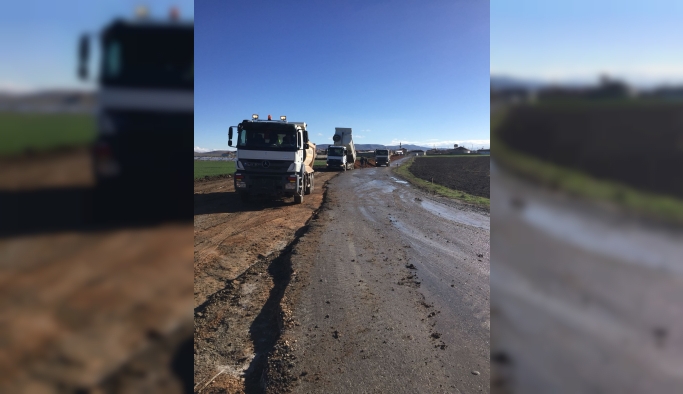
left=194, top=0, right=490, bottom=151
left=491, top=0, right=683, bottom=87
left=0, top=0, right=194, bottom=92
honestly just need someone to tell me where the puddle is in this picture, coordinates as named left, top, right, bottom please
left=356, top=179, right=395, bottom=194
left=521, top=202, right=683, bottom=273
left=420, top=199, right=490, bottom=230
left=390, top=177, right=408, bottom=184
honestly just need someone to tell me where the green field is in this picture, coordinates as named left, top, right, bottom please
left=0, top=113, right=95, bottom=156
left=393, top=158, right=490, bottom=209
left=194, top=160, right=236, bottom=179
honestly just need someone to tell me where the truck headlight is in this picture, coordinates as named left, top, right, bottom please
left=287, top=162, right=297, bottom=172
left=236, top=160, right=244, bottom=170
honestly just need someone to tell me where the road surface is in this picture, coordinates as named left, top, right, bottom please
left=269, top=158, right=490, bottom=393
left=490, top=161, right=683, bottom=393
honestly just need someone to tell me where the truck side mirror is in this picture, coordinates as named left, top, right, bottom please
left=78, top=34, right=89, bottom=80
left=304, top=143, right=309, bottom=150
left=228, top=127, right=233, bottom=147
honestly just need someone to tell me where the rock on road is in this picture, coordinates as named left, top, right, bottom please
left=275, top=158, right=490, bottom=393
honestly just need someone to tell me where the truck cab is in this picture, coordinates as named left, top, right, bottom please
left=327, top=127, right=356, bottom=171
left=229, top=114, right=315, bottom=204
left=375, top=149, right=391, bottom=167
left=326, top=146, right=348, bottom=171
left=79, top=7, right=193, bottom=221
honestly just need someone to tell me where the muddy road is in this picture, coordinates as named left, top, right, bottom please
left=270, top=159, right=490, bottom=393
left=194, top=160, right=490, bottom=393
left=490, top=161, right=683, bottom=393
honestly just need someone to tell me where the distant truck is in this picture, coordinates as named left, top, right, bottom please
left=229, top=114, right=316, bottom=204
left=374, top=149, right=391, bottom=167
left=326, top=128, right=356, bottom=171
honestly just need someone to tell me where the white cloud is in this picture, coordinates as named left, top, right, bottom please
left=317, top=133, right=322, bottom=136
left=194, top=146, right=212, bottom=153
left=356, top=135, right=365, bottom=139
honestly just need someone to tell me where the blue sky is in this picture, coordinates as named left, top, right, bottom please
left=491, top=0, right=683, bottom=86
left=0, top=0, right=194, bottom=92
left=195, top=0, right=490, bottom=151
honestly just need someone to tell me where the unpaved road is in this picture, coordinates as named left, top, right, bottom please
left=0, top=148, right=193, bottom=393
left=194, top=159, right=490, bottom=393
left=490, top=161, right=683, bottom=393
left=193, top=170, right=338, bottom=392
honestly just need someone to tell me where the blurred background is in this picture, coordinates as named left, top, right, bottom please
left=490, top=0, right=683, bottom=393
left=0, top=1, right=193, bottom=392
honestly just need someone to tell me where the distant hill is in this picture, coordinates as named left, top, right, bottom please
left=194, top=150, right=233, bottom=157
left=490, top=75, right=547, bottom=91
left=0, top=90, right=96, bottom=112
left=315, top=143, right=432, bottom=151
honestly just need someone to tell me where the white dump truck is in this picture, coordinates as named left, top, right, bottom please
left=326, top=127, right=356, bottom=171
left=229, top=114, right=316, bottom=204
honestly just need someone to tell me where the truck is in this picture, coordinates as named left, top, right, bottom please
left=78, top=6, right=193, bottom=221
left=326, top=127, right=356, bottom=171
left=374, top=148, right=391, bottom=167
left=229, top=114, right=316, bottom=204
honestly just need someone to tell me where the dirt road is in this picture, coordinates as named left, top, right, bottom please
left=0, top=148, right=193, bottom=393
left=490, top=161, right=683, bottom=393
left=194, top=160, right=490, bottom=393
left=267, top=159, right=490, bottom=393
left=193, top=171, right=338, bottom=392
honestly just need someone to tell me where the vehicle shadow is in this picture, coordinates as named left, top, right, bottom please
left=194, top=191, right=301, bottom=215
left=0, top=187, right=192, bottom=238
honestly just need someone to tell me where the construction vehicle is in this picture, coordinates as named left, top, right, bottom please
left=374, top=148, right=391, bottom=167
left=326, top=127, right=356, bottom=171
left=78, top=6, right=193, bottom=221
left=229, top=114, right=316, bottom=204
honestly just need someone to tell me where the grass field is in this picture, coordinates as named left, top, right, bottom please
left=0, top=113, right=95, bottom=156
left=394, top=157, right=490, bottom=209
left=194, top=160, right=236, bottom=179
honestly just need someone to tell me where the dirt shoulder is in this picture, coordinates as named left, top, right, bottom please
left=193, top=170, right=337, bottom=393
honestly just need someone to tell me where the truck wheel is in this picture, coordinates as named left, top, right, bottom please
left=294, top=193, right=303, bottom=204
left=310, top=173, right=315, bottom=192
left=304, top=173, right=311, bottom=195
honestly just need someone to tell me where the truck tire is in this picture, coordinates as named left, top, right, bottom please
left=304, top=173, right=311, bottom=195
left=309, top=173, right=315, bottom=192
left=294, top=193, right=303, bottom=204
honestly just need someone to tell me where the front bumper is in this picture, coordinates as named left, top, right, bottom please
left=235, top=171, right=298, bottom=196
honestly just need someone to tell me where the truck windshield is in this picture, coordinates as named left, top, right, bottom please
left=238, top=129, right=298, bottom=150
left=328, top=147, right=345, bottom=156
left=376, top=150, right=388, bottom=155
left=100, top=25, right=193, bottom=90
